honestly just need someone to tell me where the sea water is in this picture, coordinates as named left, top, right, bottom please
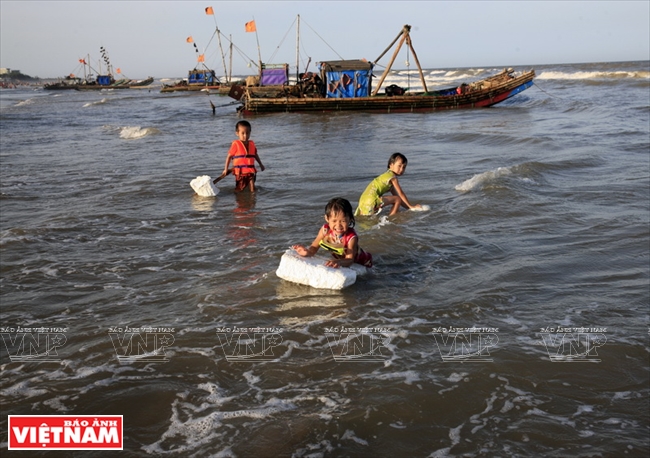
left=1, top=61, right=648, bottom=456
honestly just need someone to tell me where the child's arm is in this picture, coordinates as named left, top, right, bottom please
left=255, top=153, right=265, bottom=171
left=222, top=154, right=232, bottom=177
left=292, top=228, right=326, bottom=257
left=390, top=177, right=421, bottom=210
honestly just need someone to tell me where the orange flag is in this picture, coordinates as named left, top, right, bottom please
left=245, top=20, right=256, bottom=32
left=116, top=68, right=121, bottom=74
left=186, top=36, right=193, bottom=43
left=205, top=6, right=214, bottom=15
left=79, top=58, right=86, bottom=64
left=197, top=54, right=205, bottom=63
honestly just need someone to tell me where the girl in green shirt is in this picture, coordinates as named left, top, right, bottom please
left=355, top=153, right=422, bottom=216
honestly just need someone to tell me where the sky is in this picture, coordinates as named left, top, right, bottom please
left=1, top=1, right=649, bottom=79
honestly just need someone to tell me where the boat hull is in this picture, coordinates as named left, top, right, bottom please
left=160, top=84, right=220, bottom=93
left=76, top=77, right=155, bottom=90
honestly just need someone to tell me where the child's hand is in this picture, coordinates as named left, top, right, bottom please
left=260, top=164, right=265, bottom=171
left=413, top=204, right=422, bottom=210
left=292, top=244, right=309, bottom=256
left=324, top=259, right=340, bottom=268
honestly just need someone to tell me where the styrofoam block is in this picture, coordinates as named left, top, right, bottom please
left=190, top=175, right=219, bottom=197
left=276, top=249, right=367, bottom=290
left=411, top=204, right=430, bottom=211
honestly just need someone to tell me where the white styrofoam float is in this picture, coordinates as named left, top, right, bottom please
left=276, top=249, right=368, bottom=290
left=411, top=204, right=430, bottom=212
left=190, top=175, right=219, bottom=197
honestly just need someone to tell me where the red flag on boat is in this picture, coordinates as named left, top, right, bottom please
left=79, top=59, right=86, bottom=65
left=205, top=6, right=214, bottom=15
left=116, top=68, right=121, bottom=74
left=245, top=20, right=256, bottom=32
left=197, top=54, right=205, bottom=63
left=186, top=36, right=193, bottom=43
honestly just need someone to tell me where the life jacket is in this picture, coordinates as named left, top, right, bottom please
left=229, top=140, right=257, bottom=176
left=322, top=224, right=373, bottom=267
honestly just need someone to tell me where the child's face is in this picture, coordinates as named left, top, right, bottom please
left=389, top=158, right=407, bottom=176
left=325, top=211, right=350, bottom=237
left=236, top=125, right=251, bottom=142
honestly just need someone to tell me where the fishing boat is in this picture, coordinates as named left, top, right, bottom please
left=160, top=68, right=220, bottom=93
left=76, top=76, right=155, bottom=90
left=43, top=75, right=83, bottom=90
left=230, top=25, right=535, bottom=114
left=45, top=49, right=154, bottom=91
left=162, top=8, right=229, bottom=94
left=223, top=15, right=311, bottom=99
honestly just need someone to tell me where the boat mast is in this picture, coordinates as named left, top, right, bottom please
left=215, top=26, right=228, bottom=83
left=371, top=25, right=427, bottom=95
left=405, top=31, right=428, bottom=93
left=253, top=17, right=262, bottom=74
left=296, top=14, right=300, bottom=82
left=207, top=9, right=229, bottom=83
left=229, top=35, right=233, bottom=83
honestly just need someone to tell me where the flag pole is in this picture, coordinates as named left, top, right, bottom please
left=253, top=17, right=262, bottom=71
left=295, top=15, right=300, bottom=83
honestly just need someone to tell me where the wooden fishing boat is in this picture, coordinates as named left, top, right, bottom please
left=127, top=77, right=155, bottom=88
left=76, top=76, right=155, bottom=90
left=231, top=25, right=535, bottom=115
left=44, top=76, right=83, bottom=90
left=46, top=49, right=154, bottom=90
left=160, top=68, right=220, bottom=93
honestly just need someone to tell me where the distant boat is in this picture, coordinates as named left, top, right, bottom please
left=230, top=25, right=535, bottom=115
left=44, top=75, right=83, bottom=90
left=45, top=49, right=154, bottom=90
left=76, top=76, right=155, bottom=90
left=161, top=11, right=226, bottom=94
left=222, top=15, right=308, bottom=98
left=160, top=68, right=220, bottom=93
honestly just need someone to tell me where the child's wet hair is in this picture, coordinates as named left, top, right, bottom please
left=325, top=197, right=355, bottom=227
left=236, top=120, right=251, bottom=131
left=388, top=152, right=407, bottom=168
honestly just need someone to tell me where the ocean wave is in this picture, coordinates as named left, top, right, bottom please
left=455, top=166, right=514, bottom=192
left=537, top=70, right=650, bottom=80
left=14, top=99, right=33, bottom=107
left=454, top=163, right=542, bottom=192
left=119, top=126, right=160, bottom=139
left=83, top=98, right=109, bottom=107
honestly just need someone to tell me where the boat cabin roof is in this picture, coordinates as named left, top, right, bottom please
left=320, top=60, right=373, bottom=72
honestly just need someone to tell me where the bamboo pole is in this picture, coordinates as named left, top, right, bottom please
left=296, top=15, right=300, bottom=83
left=229, top=35, right=233, bottom=83
left=406, top=34, right=428, bottom=93
left=373, top=25, right=410, bottom=64
left=372, top=28, right=407, bottom=96
left=209, top=14, right=229, bottom=83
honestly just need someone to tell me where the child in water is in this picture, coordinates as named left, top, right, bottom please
left=355, top=153, right=422, bottom=216
left=219, top=120, right=265, bottom=192
left=292, top=197, right=373, bottom=268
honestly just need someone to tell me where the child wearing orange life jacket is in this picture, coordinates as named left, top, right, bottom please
left=219, top=120, right=265, bottom=192
left=292, top=197, right=373, bottom=268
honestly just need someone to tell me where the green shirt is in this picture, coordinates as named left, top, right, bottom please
left=355, top=170, right=395, bottom=216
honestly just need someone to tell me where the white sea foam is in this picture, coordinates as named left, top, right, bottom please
left=119, top=126, right=159, bottom=139
left=341, top=429, right=369, bottom=446
left=455, top=166, right=513, bottom=192
left=537, top=70, right=650, bottom=80
left=83, top=98, right=108, bottom=107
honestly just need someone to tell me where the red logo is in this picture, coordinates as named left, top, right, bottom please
left=8, top=415, right=123, bottom=450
